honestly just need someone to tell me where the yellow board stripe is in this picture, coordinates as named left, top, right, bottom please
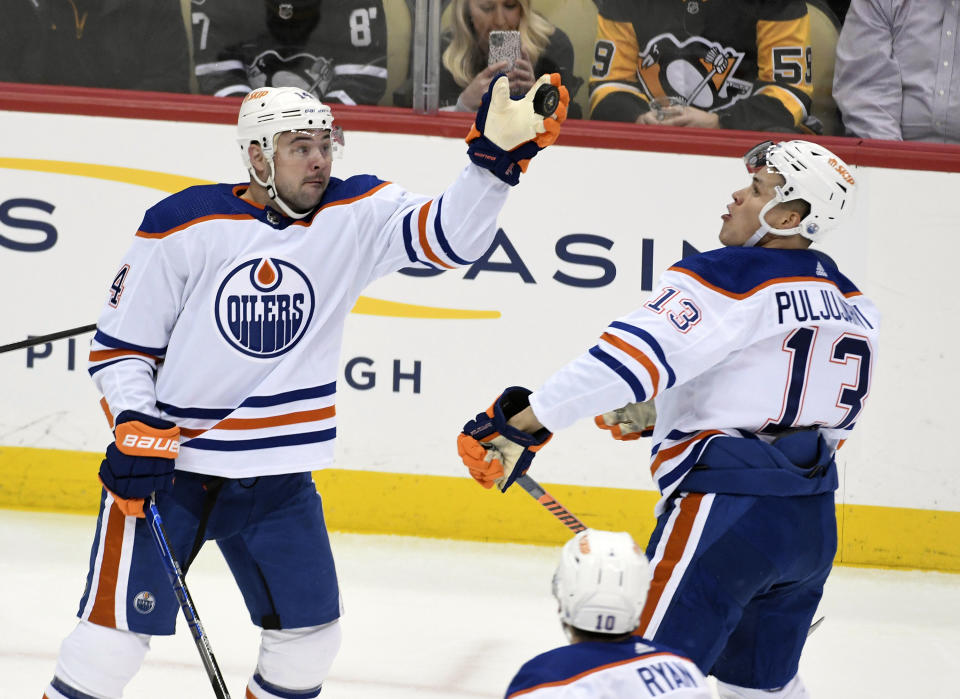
left=0, top=157, right=211, bottom=193
left=350, top=297, right=499, bottom=319
left=2, top=446, right=958, bottom=571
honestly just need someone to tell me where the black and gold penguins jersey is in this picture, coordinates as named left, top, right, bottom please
left=589, top=0, right=813, bottom=132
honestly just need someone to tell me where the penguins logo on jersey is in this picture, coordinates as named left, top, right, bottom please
left=215, top=257, right=315, bottom=359
left=249, top=50, right=335, bottom=98
left=637, top=33, right=750, bottom=110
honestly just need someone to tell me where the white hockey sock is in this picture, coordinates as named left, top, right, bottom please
left=246, top=620, right=342, bottom=698
left=45, top=620, right=150, bottom=699
left=247, top=672, right=323, bottom=699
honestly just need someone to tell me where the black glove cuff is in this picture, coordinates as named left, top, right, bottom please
left=494, top=387, right=551, bottom=446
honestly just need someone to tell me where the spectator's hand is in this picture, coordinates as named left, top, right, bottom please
left=507, top=51, right=535, bottom=96
left=656, top=105, right=720, bottom=129
left=637, top=111, right=664, bottom=125
left=460, top=61, right=510, bottom=111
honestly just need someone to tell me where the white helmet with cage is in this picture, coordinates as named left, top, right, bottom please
left=552, top=529, right=650, bottom=637
left=236, top=86, right=339, bottom=219
left=742, top=139, right=856, bottom=247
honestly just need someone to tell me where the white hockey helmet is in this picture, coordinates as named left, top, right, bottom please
left=552, top=529, right=650, bottom=637
left=741, top=139, right=856, bottom=247
left=236, top=86, right=337, bottom=219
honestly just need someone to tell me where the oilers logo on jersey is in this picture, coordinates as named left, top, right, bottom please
left=133, top=591, right=156, bottom=614
left=638, top=33, right=750, bottom=110
left=214, top=257, right=314, bottom=358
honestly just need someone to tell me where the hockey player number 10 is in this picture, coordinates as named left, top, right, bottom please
left=763, top=327, right=872, bottom=433
left=596, top=614, right=617, bottom=632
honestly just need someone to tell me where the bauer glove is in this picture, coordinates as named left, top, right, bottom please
left=99, top=410, right=179, bottom=517
left=457, top=387, right=552, bottom=492
left=466, top=73, right=569, bottom=186
left=595, top=400, right=657, bottom=441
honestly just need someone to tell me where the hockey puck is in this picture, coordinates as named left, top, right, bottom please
left=532, top=84, right=560, bottom=117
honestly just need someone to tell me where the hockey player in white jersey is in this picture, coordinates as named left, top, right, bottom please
left=506, top=529, right=711, bottom=698
left=42, top=77, right=569, bottom=699
left=459, top=140, right=878, bottom=698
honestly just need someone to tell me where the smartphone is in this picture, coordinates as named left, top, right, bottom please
left=488, top=30, right=522, bottom=72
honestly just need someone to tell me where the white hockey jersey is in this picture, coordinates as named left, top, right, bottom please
left=505, top=638, right=711, bottom=698
left=529, top=246, right=879, bottom=511
left=89, top=164, right=508, bottom=478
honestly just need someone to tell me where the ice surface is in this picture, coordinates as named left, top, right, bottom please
left=1, top=510, right=957, bottom=698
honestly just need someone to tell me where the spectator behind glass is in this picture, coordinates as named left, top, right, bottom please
left=833, top=0, right=960, bottom=143
left=397, top=0, right=582, bottom=117
left=192, top=0, right=387, bottom=105
left=588, top=0, right=817, bottom=133
left=1, top=0, right=189, bottom=92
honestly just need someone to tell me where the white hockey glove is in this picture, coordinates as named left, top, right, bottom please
left=595, top=400, right=657, bottom=441
left=466, top=73, right=569, bottom=186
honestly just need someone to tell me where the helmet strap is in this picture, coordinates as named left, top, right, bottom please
left=247, top=151, right=311, bottom=221
left=745, top=189, right=802, bottom=247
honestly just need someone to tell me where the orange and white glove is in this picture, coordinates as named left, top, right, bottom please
left=457, top=387, right=552, bottom=492
left=465, top=73, right=569, bottom=186
left=595, top=400, right=657, bottom=441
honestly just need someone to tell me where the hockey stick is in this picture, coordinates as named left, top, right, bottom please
left=0, top=323, right=96, bottom=354
left=514, top=474, right=588, bottom=534
left=147, top=494, right=232, bottom=699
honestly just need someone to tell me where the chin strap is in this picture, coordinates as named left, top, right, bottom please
left=248, top=162, right=311, bottom=220
left=744, top=188, right=803, bottom=247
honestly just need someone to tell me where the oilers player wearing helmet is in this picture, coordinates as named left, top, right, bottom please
left=45, top=76, right=569, bottom=699
left=236, top=87, right=340, bottom=219
left=723, top=139, right=855, bottom=248
left=459, top=140, right=878, bottom=698
left=505, top=529, right=711, bottom=698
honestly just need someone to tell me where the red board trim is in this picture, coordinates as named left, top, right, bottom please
left=4, top=82, right=960, bottom=172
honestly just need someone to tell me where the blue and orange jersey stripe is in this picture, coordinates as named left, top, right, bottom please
left=136, top=213, right=253, bottom=239
left=88, top=330, right=164, bottom=375
left=588, top=345, right=648, bottom=403
left=178, top=405, right=336, bottom=438
left=667, top=248, right=862, bottom=298
left=430, top=195, right=471, bottom=266
left=637, top=493, right=707, bottom=637
left=88, top=347, right=161, bottom=363
left=319, top=180, right=391, bottom=212
left=87, top=500, right=126, bottom=629
left=609, top=321, right=676, bottom=389
left=649, top=430, right=724, bottom=480
left=134, top=177, right=393, bottom=239
left=415, top=200, right=456, bottom=270
left=670, top=266, right=860, bottom=301
left=600, top=331, right=661, bottom=398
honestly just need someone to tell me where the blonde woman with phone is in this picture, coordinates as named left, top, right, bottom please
left=440, top=0, right=582, bottom=117
left=430, top=0, right=582, bottom=115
